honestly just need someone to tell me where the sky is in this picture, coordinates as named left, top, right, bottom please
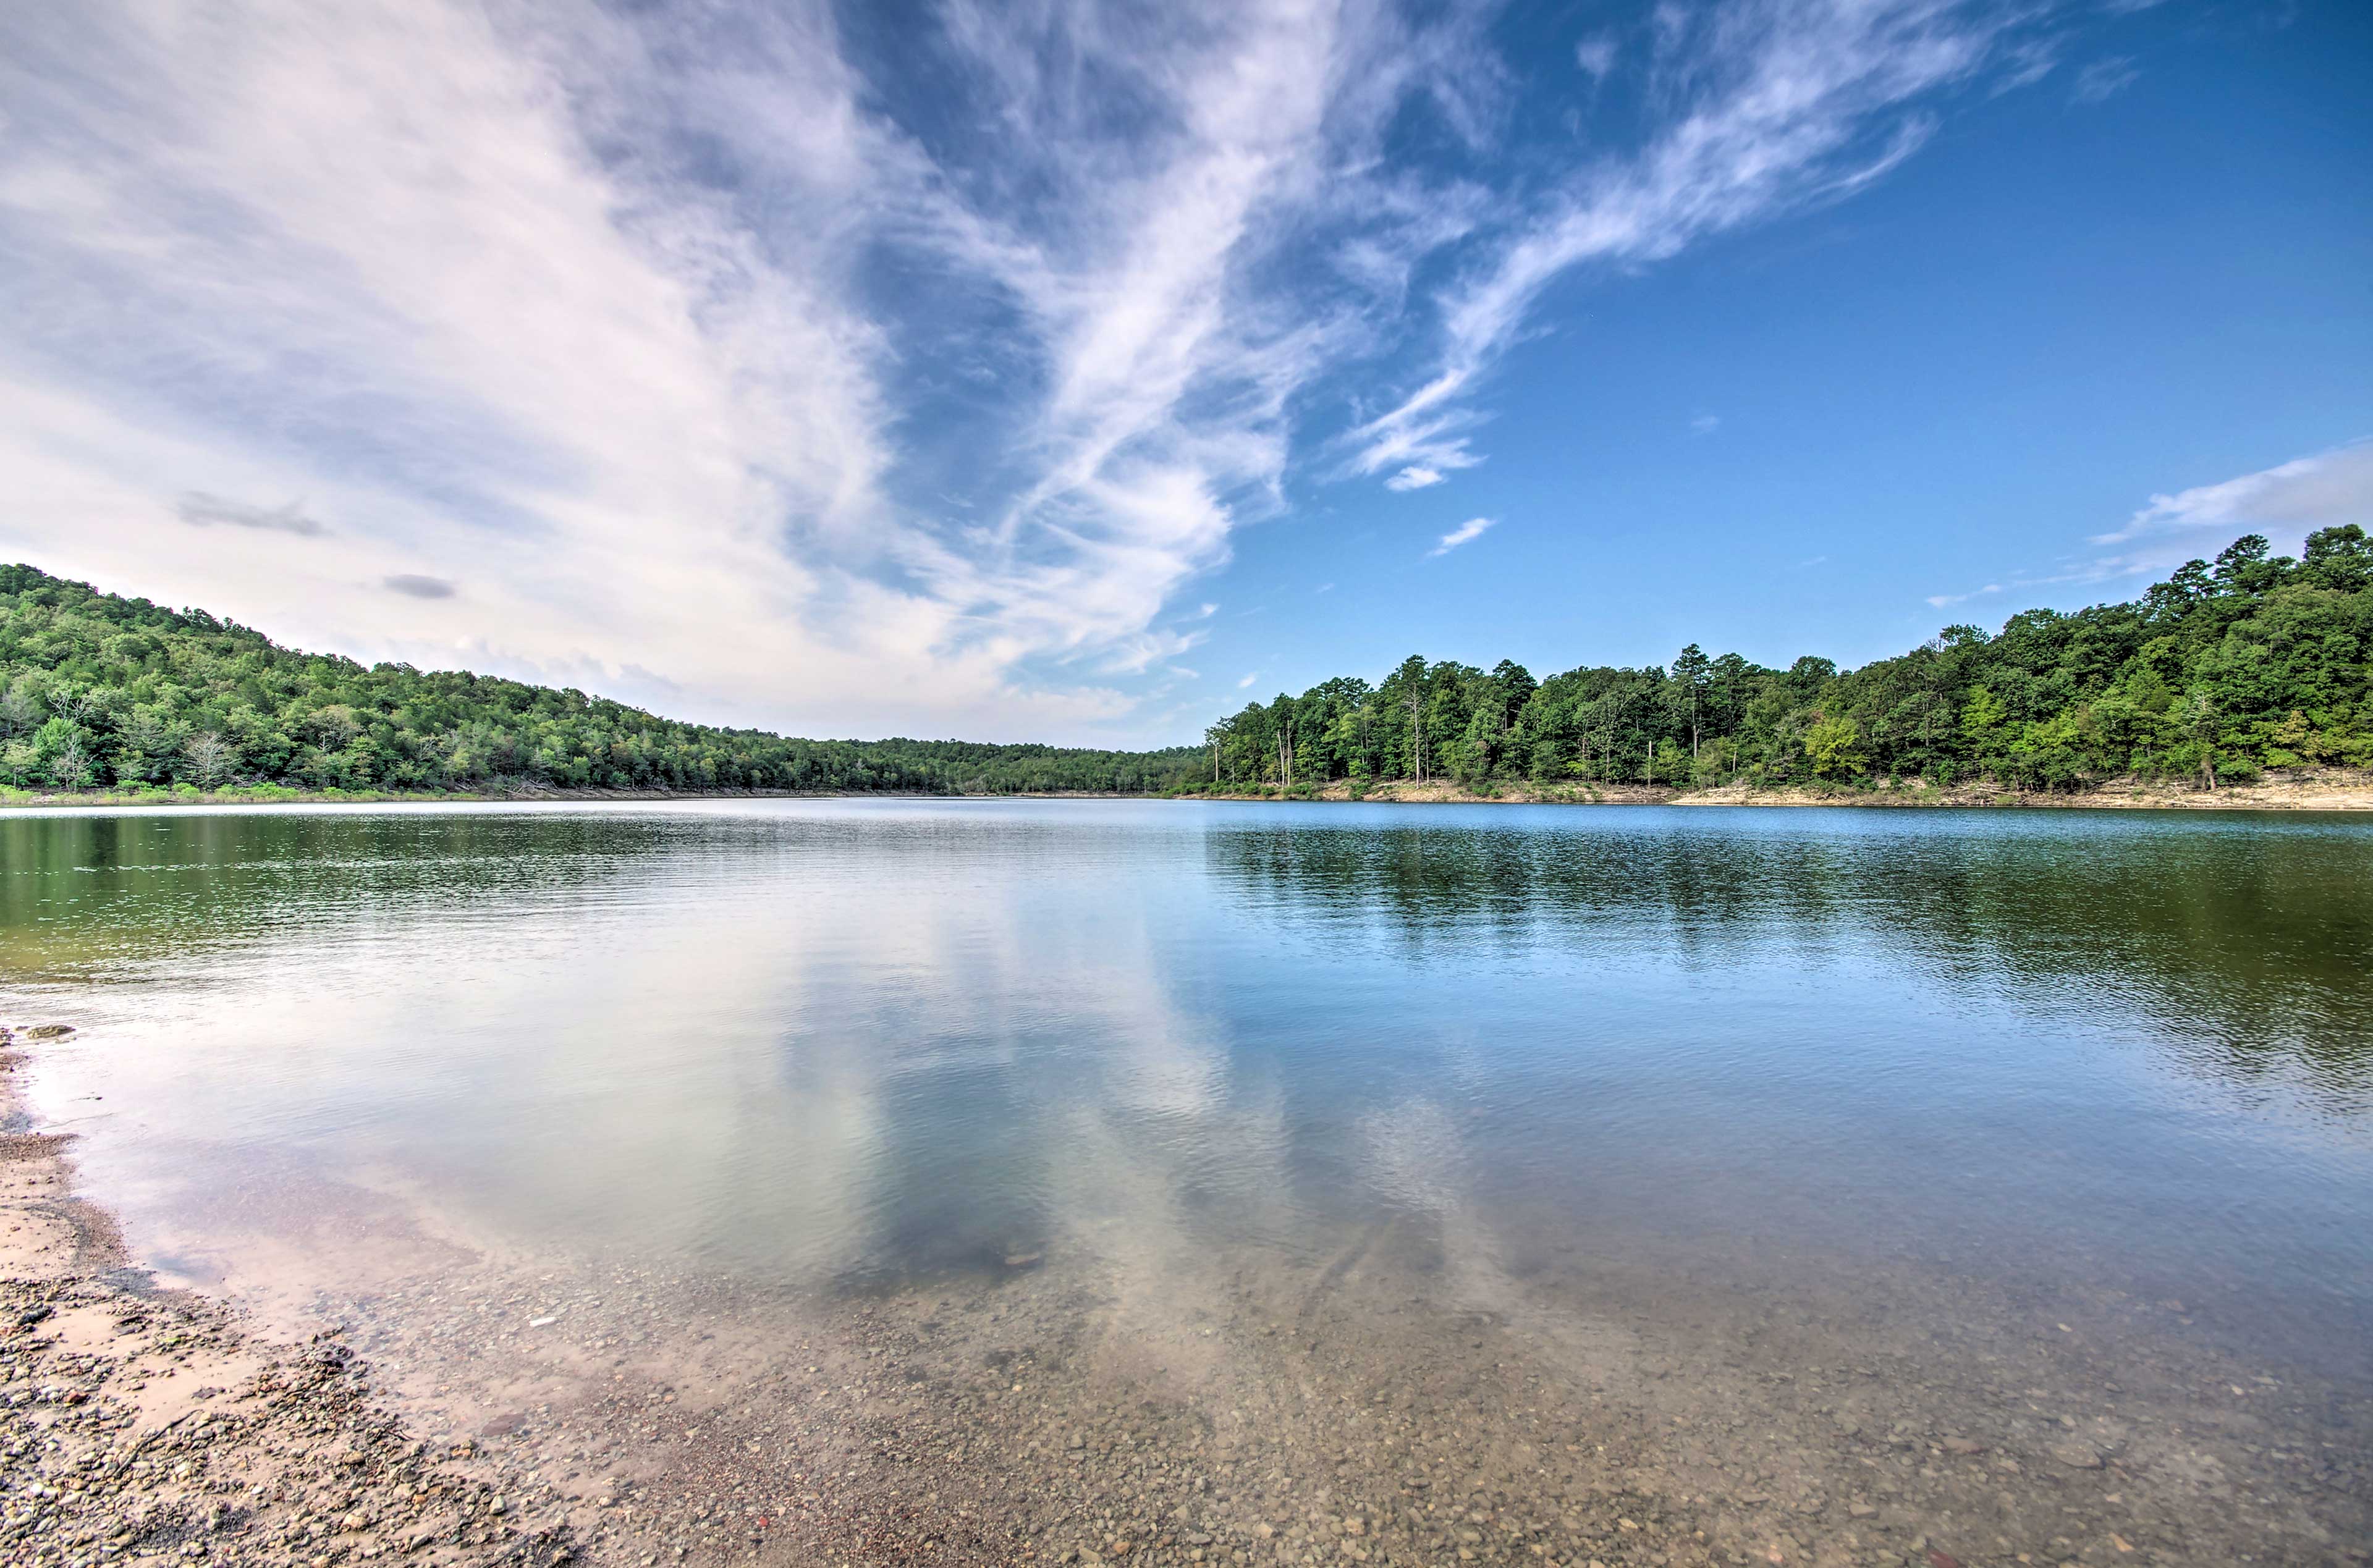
left=1, top=1, right=2367, bottom=746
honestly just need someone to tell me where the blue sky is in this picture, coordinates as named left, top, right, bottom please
left=2, top=1, right=2367, bottom=744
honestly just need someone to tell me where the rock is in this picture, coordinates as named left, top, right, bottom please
left=1004, top=1252, right=1044, bottom=1270
left=2047, top=1443, right=2103, bottom=1470
left=1940, top=1437, right=1984, bottom=1455
left=25, top=1024, right=75, bottom=1039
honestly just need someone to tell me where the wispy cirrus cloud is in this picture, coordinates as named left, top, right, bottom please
left=1430, top=516, right=1497, bottom=556
left=1344, top=0, right=2053, bottom=486
left=0, top=0, right=1505, bottom=739
left=0, top=0, right=2083, bottom=741
left=2070, top=55, right=2139, bottom=103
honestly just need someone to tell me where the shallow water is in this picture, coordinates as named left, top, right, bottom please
left=6, top=799, right=2373, bottom=1562
left=8, top=801, right=2372, bottom=1335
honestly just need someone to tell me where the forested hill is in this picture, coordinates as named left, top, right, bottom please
left=0, top=565, right=1198, bottom=796
left=1196, top=528, right=2373, bottom=794
left=6, top=528, right=2370, bottom=801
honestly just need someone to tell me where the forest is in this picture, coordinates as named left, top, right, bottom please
left=0, top=565, right=1198, bottom=797
left=3, top=527, right=2369, bottom=800
left=1191, top=528, right=2373, bottom=795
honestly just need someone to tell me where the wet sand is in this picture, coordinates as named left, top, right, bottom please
left=1, top=1023, right=582, bottom=1567
left=7, top=1016, right=2371, bottom=1568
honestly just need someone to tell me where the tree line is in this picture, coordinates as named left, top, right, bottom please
left=6, top=527, right=2368, bottom=801
left=0, top=565, right=1198, bottom=796
left=1193, top=528, right=2373, bottom=794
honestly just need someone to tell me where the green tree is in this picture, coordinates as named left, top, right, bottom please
left=1803, top=716, right=1864, bottom=780
left=1670, top=644, right=1710, bottom=758
left=1960, top=687, right=2008, bottom=753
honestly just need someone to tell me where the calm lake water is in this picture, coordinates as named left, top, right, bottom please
left=7, top=799, right=2373, bottom=1378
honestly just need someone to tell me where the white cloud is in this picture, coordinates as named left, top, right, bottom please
left=0, top=0, right=1504, bottom=741
left=1237, top=671, right=1261, bottom=689
left=0, top=0, right=991, bottom=733
left=1574, top=35, right=1619, bottom=82
left=1691, top=413, right=1722, bottom=435
left=2094, top=440, right=2373, bottom=553
left=1992, top=35, right=2063, bottom=94
left=0, top=0, right=2081, bottom=743
left=2070, top=56, right=2139, bottom=104
left=1926, top=439, right=2373, bottom=608
left=1346, top=0, right=2047, bottom=484
left=1430, top=516, right=1497, bottom=556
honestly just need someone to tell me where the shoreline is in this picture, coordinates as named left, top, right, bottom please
left=0, top=1024, right=578, bottom=1567
left=1172, top=768, right=2373, bottom=811
left=6, top=768, right=2372, bottom=813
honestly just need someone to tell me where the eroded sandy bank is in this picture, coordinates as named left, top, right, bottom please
left=1186, top=769, right=2373, bottom=811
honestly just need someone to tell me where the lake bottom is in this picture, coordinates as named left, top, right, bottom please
left=146, top=1156, right=2370, bottom=1568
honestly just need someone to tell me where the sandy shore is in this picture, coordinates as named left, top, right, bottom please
left=8, top=1017, right=2371, bottom=1568
left=1188, top=770, right=2373, bottom=811
left=10, top=770, right=2373, bottom=816
left=1, top=1024, right=581, bottom=1567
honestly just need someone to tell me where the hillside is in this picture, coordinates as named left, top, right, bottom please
left=0, top=565, right=1198, bottom=797
left=1188, top=528, right=2373, bottom=796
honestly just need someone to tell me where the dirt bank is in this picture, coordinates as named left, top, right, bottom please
left=1186, top=769, right=2373, bottom=811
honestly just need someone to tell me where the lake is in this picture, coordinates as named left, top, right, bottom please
left=6, top=799, right=2371, bottom=1564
